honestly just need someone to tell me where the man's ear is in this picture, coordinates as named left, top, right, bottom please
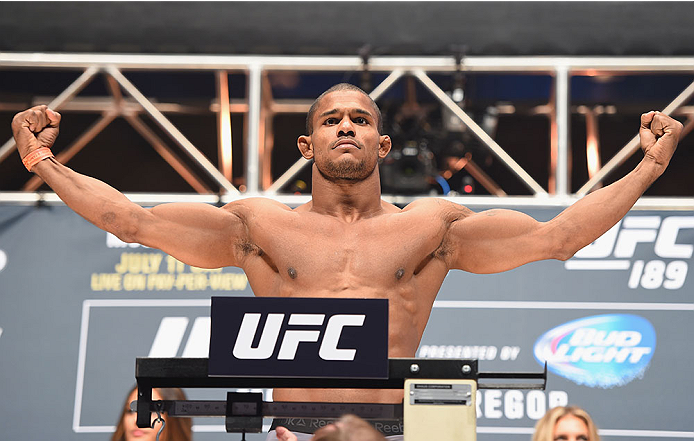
left=297, top=135, right=313, bottom=159
left=378, top=135, right=392, bottom=158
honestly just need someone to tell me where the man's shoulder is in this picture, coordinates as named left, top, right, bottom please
left=221, top=197, right=295, bottom=217
left=399, top=197, right=475, bottom=225
left=401, top=197, right=467, bottom=212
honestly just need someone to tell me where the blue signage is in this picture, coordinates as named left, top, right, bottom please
left=534, top=314, right=657, bottom=388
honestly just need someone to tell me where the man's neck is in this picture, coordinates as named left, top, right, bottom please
left=309, top=164, right=384, bottom=221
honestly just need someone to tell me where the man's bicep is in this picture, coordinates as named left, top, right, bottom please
left=446, top=209, right=557, bottom=273
left=137, top=202, right=248, bottom=268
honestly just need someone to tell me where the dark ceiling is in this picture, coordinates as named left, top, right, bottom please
left=2, top=2, right=694, bottom=57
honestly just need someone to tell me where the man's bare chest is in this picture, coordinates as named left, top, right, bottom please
left=245, top=214, right=444, bottom=284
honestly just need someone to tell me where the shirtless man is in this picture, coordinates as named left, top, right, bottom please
left=12, top=83, right=682, bottom=438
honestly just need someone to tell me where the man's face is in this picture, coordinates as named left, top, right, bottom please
left=299, top=90, right=390, bottom=182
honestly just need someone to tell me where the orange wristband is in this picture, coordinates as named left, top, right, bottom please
left=22, top=147, right=54, bottom=172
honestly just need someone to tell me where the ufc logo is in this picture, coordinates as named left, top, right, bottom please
left=575, top=216, right=694, bottom=259
left=232, top=313, right=365, bottom=361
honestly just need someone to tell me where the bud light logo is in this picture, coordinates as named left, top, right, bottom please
left=534, top=314, right=656, bottom=388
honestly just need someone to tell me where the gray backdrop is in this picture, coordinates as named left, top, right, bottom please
left=0, top=203, right=692, bottom=440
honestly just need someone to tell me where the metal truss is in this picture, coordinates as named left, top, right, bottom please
left=1, top=52, right=693, bottom=209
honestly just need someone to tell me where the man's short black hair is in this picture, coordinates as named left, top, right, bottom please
left=306, top=83, right=383, bottom=135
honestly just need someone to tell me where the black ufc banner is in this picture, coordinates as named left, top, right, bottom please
left=208, top=297, right=388, bottom=378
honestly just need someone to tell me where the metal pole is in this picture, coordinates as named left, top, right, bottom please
left=584, top=108, right=602, bottom=186
left=3, top=52, right=694, bottom=72
left=555, top=65, right=570, bottom=196
left=577, top=78, right=694, bottom=196
left=246, top=64, right=262, bottom=193
left=0, top=66, right=100, bottom=164
left=124, top=114, right=212, bottom=194
left=370, top=69, right=405, bottom=100
left=412, top=69, right=548, bottom=196
left=216, top=71, right=234, bottom=181
left=105, top=66, right=238, bottom=194
left=266, top=157, right=310, bottom=193
left=260, top=71, right=274, bottom=190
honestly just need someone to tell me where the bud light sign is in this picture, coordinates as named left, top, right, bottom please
left=534, top=314, right=656, bottom=388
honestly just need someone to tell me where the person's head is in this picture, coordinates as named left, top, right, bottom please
left=111, top=386, right=192, bottom=441
left=298, top=84, right=391, bottom=183
left=311, top=414, right=386, bottom=441
left=532, top=406, right=600, bottom=441
left=305, top=83, right=383, bottom=135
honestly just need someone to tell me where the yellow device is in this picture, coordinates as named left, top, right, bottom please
left=404, top=378, right=477, bottom=441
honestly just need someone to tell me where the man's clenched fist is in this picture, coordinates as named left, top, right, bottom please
left=11, top=105, right=61, bottom=159
left=639, top=111, right=683, bottom=171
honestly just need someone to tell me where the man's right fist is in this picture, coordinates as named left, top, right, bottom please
left=11, top=105, right=61, bottom=159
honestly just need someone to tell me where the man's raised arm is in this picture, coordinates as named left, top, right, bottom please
left=443, top=111, right=684, bottom=274
left=11, top=105, right=248, bottom=269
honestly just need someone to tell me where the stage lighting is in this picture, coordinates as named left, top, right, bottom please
left=380, top=141, right=437, bottom=194
left=462, top=175, right=475, bottom=194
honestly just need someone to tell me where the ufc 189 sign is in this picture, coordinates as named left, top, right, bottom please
left=208, top=297, right=388, bottom=378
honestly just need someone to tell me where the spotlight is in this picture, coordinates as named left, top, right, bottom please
left=462, top=176, right=475, bottom=194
